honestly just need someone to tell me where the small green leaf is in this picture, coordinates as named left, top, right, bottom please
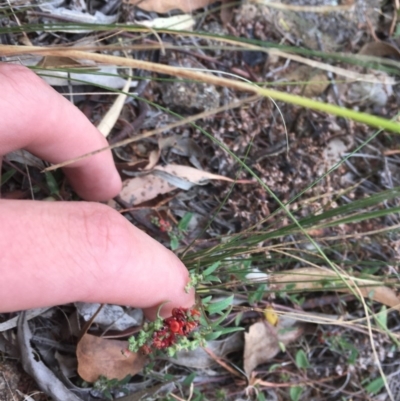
left=203, top=261, right=221, bottom=277
left=204, top=331, right=222, bottom=341
left=45, top=172, right=59, bottom=195
left=248, top=284, right=265, bottom=303
left=178, top=212, right=193, bottom=231
left=214, top=326, right=244, bottom=335
left=376, top=305, right=387, bottom=330
left=119, top=375, right=132, bottom=385
left=206, top=295, right=234, bottom=315
left=204, top=275, right=221, bottom=283
left=268, top=364, right=280, bottom=372
left=211, top=306, right=232, bottom=326
left=170, top=236, right=179, bottom=250
left=234, top=312, right=243, bottom=327
left=1, top=168, right=16, bottom=186
left=290, top=386, right=303, bottom=401
left=201, top=295, right=212, bottom=305
left=295, top=350, right=310, bottom=369
left=183, top=372, right=196, bottom=386
left=365, top=377, right=384, bottom=394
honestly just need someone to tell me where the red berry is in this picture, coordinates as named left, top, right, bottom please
left=140, top=345, right=152, bottom=355
left=190, top=308, right=201, bottom=317
left=159, top=219, right=171, bottom=232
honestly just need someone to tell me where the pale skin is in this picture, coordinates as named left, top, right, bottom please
left=0, top=64, right=194, bottom=319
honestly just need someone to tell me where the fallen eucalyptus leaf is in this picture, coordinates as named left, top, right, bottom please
left=1, top=307, right=51, bottom=332
left=119, top=174, right=177, bottom=206
left=244, top=320, right=303, bottom=376
left=76, top=333, right=146, bottom=382
left=119, top=164, right=251, bottom=206
left=152, top=164, right=252, bottom=190
left=17, top=311, right=83, bottom=401
left=4, top=150, right=45, bottom=170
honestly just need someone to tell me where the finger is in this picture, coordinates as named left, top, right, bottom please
left=0, top=200, right=194, bottom=315
left=0, top=64, right=121, bottom=201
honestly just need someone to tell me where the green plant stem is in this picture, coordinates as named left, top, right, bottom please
left=2, top=44, right=400, bottom=133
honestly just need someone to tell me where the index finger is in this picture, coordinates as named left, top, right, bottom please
left=0, top=64, right=121, bottom=201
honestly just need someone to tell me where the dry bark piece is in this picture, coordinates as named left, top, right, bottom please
left=76, top=333, right=146, bottom=382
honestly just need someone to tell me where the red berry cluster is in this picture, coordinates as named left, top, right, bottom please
left=159, top=219, right=172, bottom=233
left=145, top=307, right=200, bottom=352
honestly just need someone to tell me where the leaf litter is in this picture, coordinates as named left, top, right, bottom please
left=2, top=0, right=400, bottom=400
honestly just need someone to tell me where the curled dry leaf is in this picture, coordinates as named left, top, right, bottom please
left=97, top=73, right=132, bottom=138
left=77, top=333, right=146, bottom=382
left=359, top=41, right=400, bottom=58
left=4, top=150, right=45, bottom=170
left=119, top=164, right=253, bottom=206
left=153, top=164, right=252, bottom=189
left=271, top=267, right=400, bottom=311
left=17, top=312, right=83, bottom=401
left=244, top=320, right=303, bottom=376
left=144, top=150, right=161, bottom=171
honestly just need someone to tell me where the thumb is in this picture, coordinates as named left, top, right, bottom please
left=0, top=200, right=195, bottom=317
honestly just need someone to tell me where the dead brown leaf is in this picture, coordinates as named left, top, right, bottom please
left=153, top=164, right=253, bottom=188
left=119, top=164, right=253, bottom=206
left=359, top=41, right=400, bottom=59
left=119, top=175, right=176, bottom=206
left=36, top=55, right=90, bottom=69
left=76, top=333, right=146, bottom=382
left=244, top=320, right=303, bottom=376
left=144, top=149, right=161, bottom=170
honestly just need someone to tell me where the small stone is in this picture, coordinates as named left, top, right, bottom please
left=161, top=58, right=220, bottom=112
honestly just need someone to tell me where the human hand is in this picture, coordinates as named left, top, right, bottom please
left=0, top=64, right=194, bottom=319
